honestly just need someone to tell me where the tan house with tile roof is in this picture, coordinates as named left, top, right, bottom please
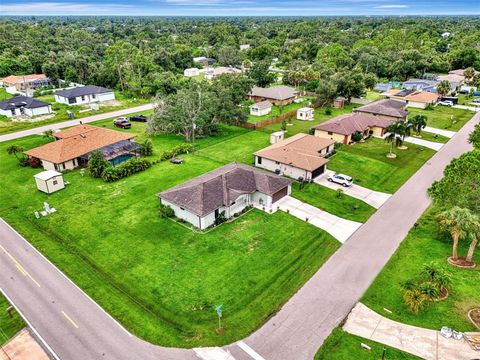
left=381, top=89, right=440, bottom=109
left=314, top=113, right=395, bottom=144
left=353, top=99, right=408, bottom=123
left=158, top=163, right=292, bottom=229
left=254, top=133, right=334, bottom=181
left=25, top=124, right=137, bottom=171
left=1, top=74, right=49, bottom=93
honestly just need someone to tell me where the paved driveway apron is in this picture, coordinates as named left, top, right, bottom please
left=314, top=170, right=391, bottom=209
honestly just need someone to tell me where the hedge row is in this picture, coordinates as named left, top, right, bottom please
left=156, top=143, right=195, bottom=162
left=101, top=158, right=152, bottom=182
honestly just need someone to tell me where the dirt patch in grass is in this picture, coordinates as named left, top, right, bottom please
left=447, top=256, right=476, bottom=268
left=468, top=309, right=480, bottom=329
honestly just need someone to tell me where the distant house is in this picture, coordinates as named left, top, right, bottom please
left=403, top=79, right=438, bottom=93
left=296, top=107, right=314, bottom=121
left=240, top=44, right=250, bottom=51
left=313, top=113, right=395, bottom=144
left=254, top=133, right=334, bottom=181
left=205, top=66, right=241, bottom=80
left=0, top=96, right=52, bottom=118
left=193, top=57, right=216, bottom=68
left=157, top=163, right=292, bottom=230
left=249, top=100, right=272, bottom=116
left=184, top=68, right=200, bottom=77
left=54, top=85, right=115, bottom=105
left=25, top=124, right=139, bottom=171
left=1, top=74, right=49, bottom=95
left=382, top=89, right=440, bottom=109
left=353, top=99, right=408, bottom=123
left=373, top=83, right=391, bottom=92
left=247, top=85, right=299, bottom=106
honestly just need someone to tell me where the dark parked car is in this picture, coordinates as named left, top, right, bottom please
left=113, top=117, right=131, bottom=129
left=129, top=114, right=147, bottom=122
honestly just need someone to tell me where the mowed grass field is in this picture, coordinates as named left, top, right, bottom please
left=0, top=293, right=24, bottom=344
left=0, top=128, right=340, bottom=347
left=408, top=106, right=474, bottom=132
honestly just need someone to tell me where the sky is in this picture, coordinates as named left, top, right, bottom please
left=1, top=0, right=479, bottom=16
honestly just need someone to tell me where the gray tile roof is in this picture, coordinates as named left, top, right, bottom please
left=354, top=99, right=408, bottom=119
left=250, top=100, right=272, bottom=110
left=0, top=96, right=50, bottom=111
left=248, top=85, right=298, bottom=100
left=54, top=85, right=113, bottom=98
left=158, top=163, right=292, bottom=216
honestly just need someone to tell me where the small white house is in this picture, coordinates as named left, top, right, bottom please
left=297, top=107, right=314, bottom=121
left=184, top=68, right=200, bottom=77
left=34, top=170, right=65, bottom=194
left=270, top=131, right=285, bottom=144
left=0, top=96, right=52, bottom=118
left=54, top=85, right=115, bottom=105
left=249, top=100, right=272, bottom=116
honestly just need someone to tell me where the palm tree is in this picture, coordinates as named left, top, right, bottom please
left=6, top=145, right=25, bottom=160
left=409, top=114, right=428, bottom=137
left=436, top=80, right=451, bottom=97
left=403, top=289, right=428, bottom=313
left=436, top=207, right=473, bottom=262
left=43, top=129, right=54, bottom=140
left=466, top=216, right=480, bottom=264
left=419, top=282, right=440, bottom=300
left=384, top=121, right=404, bottom=157
left=464, top=67, right=475, bottom=82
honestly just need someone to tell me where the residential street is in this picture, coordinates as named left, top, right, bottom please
left=0, top=111, right=478, bottom=360
left=0, top=103, right=153, bottom=143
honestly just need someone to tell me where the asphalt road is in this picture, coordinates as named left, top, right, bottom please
left=0, top=103, right=153, bottom=143
left=0, top=111, right=478, bottom=360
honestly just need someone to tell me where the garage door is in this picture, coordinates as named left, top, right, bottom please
left=272, top=186, right=288, bottom=203
left=312, top=165, right=325, bottom=179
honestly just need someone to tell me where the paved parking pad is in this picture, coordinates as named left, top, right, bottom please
left=314, top=170, right=391, bottom=209
left=275, top=196, right=362, bottom=243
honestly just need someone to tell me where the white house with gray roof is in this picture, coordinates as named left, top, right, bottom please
left=249, top=100, right=272, bottom=116
left=54, top=85, right=115, bottom=105
left=0, top=96, right=52, bottom=118
left=247, top=85, right=298, bottom=106
left=157, top=163, right=292, bottom=230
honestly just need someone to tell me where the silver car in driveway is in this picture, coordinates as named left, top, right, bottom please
left=328, top=173, right=353, bottom=187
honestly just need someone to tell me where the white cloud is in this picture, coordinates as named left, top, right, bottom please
left=1, top=2, right=136, bottom=14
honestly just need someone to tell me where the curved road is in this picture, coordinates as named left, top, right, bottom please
left=0, top=112, right=478, bottom=360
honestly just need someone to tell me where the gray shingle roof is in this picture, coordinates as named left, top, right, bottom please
left=0, top=96, right=50, bottom=111
left=314, top=113, right=395, bottom=136
left=248, top=85, right=298, bottom=100
left=158, top=163, right=292, bottom=216
left=54, top=85, right=113, bottom=98
left=354, top=99, right=408, bottom=119
left=250, top=100, right=272, bottom=110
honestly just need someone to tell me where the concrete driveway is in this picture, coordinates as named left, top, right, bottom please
left=314, top=170, right=391, bottom=209
left=275, top=196, right=362, bottom=243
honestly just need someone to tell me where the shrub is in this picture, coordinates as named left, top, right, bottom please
left=158, top=143, right=194, bottom=162
left=324, top=106, right=332, bottom=115
left=159, top=204, right=175, bottom=218
left=19, top=156, right=29, bottom=167
left=425, top=104, right=434, bottom=111
left=88, top=150, right=109, bottom=178
left=214, top=211, right=227, bottom=226
left=336, top=188, right=344, bottom=198
left=28, top=157, right=42, bottom=168
left=351, top=132, right=363, bottom=142
left=101, top=158, right=152, bottom=182
left=140, top=139, right=153, bottom=156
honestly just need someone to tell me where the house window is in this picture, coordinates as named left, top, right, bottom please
left=53, top=180, right=58, bottom=185
left=257, top=157, right=262, bottom=165
left=231, top=201, right=236, bottom=205
left=81, top=95, right=85, bottom=101
left=180, top=207, right=185, bottom=211
left=92, top=94, right=96, bottom=99
left=275, top=161, right=280, bottom=165
left=328, top=132, right=333, bottom=135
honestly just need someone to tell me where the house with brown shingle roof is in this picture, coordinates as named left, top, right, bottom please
left=247, top=85, right=299, bottom=106
left=157, top=163, right=292, bottom=230
left=353, top=98, right=408, bottom=123
left=381, top=89, right=439, bottom=109
left=254, top=133, right=334, bottom=181
left=25, top=124, right=138, bottom=171
left=313, top=113, right=395, bottom=145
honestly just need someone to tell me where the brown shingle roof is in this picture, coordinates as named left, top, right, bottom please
left=314, top=113, right=394, bottom=136
left=248, top=85, right=298, bottom=100
left=25, top=125, right=135, bottom=164
left=158, top=163, right=292, bottom=216
left=354, top=99, right=408, bottom=119
left=254, top=133, right=333, bottom=171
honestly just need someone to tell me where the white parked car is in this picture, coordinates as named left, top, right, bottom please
left=328, top=173, right=353, bottom=187
left=437, top=100, right=454, bottom=107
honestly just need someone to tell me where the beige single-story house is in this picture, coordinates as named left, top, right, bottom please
left=25, top=124, right=138, bottom=171
left=184, top=68, right=200, bottom=77
left=254, top=133, right=334, bottom=181
left=381, top=89, right=439, bottom=109
left=353, top=98, right=408, bottom=123
left=0, top=96, right=52, bottom=118
left=1, top=74, right=49, bottom=95
left=249, top=100, right=272, bottom=116
left=54, top=85, right=115, bottom=105
left=34, top=170, right=65, bottom=194
left=314, top=113, right=394, bottom=144
left=157, top=163, right=292, bottom=230
left=247, top=85, right=299, bottom=106
left=297, top=107, right=314, bottom=121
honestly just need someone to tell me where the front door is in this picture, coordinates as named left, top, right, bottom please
left=214, top=209, right=219, bottom=219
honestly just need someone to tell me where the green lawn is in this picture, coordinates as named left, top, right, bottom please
left=246, top=99, right=310, bottom=123
left=327, top=138, right=435, bottom=193
left=0, top=293, right=24, bottom=345
left=408, top=106, right=474, bottom=132
left=365, top=91, right=383, bottom=101
left=315, top=328, right=421, bottom=360
left=262, top=104, right=356, bottom=136
left=291, top=182, right=376, bottom=223
left=361, top=206, right=480, bottom=332
left=414, top=131, right=449, bottom=144
left=0, top=91, right=150, bottom=135
left=0, top=131, right=340, bottom=347
left=0, top=87, right=13, bottom=101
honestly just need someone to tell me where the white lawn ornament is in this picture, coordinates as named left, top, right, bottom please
left=44, top=202, right=51, bottom=213
left=34, top=211, right=40, bottom=219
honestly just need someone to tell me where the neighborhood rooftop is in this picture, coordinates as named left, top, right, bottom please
left=314, top=113, right=394, bottom=136
left=0, top=96, right=50, bottom=111
left=250, top=100, right=272, bottom=109
left=55, top=85, right=113, bottom=98
left=248, top=85, right=299, bottom=100
left=254, top=133, right=333, bottom=171
left=354, top=99, right=408, bottom=118
left=158, top=163, right=292, bottom=217
left=1, top=74, right=47, bottom=84
left=24, top=124, right=134, bottom=163
left=382, top=89, right=440, bottom=103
